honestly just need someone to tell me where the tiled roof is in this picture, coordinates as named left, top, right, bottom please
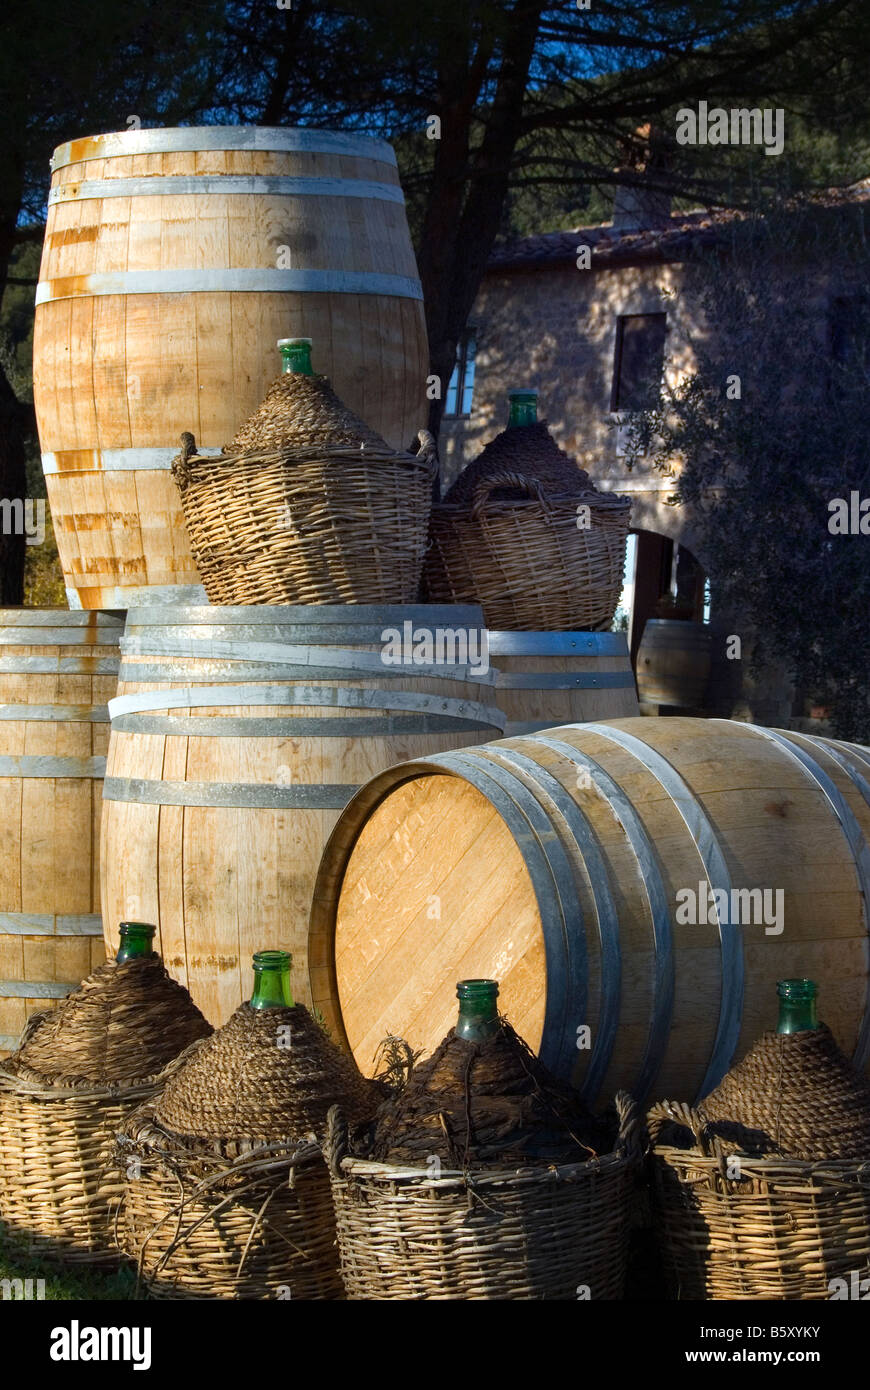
left=487, top=179, right=870, bottom=273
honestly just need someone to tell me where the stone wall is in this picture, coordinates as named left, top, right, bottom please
left=438, top=257, right=708, bottom=561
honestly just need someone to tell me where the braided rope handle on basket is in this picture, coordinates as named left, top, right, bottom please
left=15, top=1009, right=49, bottom=1051
left=324, top=1104, right=349, bottom=1180
left=613, top=1090, right=645, bottom=1163
left=471, top=470, right=549, bottom=518
left=414, top=429, right=440, bottom=480
left=171, top=432, right=214, bottom=492
left=646, top=1099, right=728, bottom=1166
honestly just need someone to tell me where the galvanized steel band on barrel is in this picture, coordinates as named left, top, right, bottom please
left=117, top=640, right=495, bottom=689
left=36, top=270, right=425, bottom=305
left=0, top=611, right=122, bottom=627
left=423, top=749, right=574, bottom=1080
left=49, top=176, right=406, bottom=206
left=0, top=980, right=78, bottom=999
left=41, top=447, right=224, bottom=475
left=0, top=756, right=107, bottom=779
left=107, top=684, right=504, bottom=733
left=487, top=631, right=630, bottom=656
left=465, top=746, right=592, bottom=1080
left=737, top=722, right=870, bottom=1071
left=102, top=778, right=360, bottom=811
left=531, top=733, right=671, bottom=1103
left=50, top=126, right=400, bottom=169
left=582, top=721, right=740, bottom=1100
left=0, top=913, right=103, bottom=935
left=125, top=601, right=486, bottom=628
left=0, top=704, right=109, bottom=723
left=495, top=671, right=637, bottom=690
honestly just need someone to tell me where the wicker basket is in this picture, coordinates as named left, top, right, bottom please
left=325, top=1092, right=641, bottom=1300
left=697, top=1024, right=870, bottom=1161
left=648, top=1101, right=870, bottom=1300
left=116, top=1002, right=382, bottom=1299
left=116, top=1098, right=342, bottom=1300
left=0, top=958, right=211, bottom=1266
left=424, top=470, right=630, bottom=631
left=171, top=371, right=436, bottom=605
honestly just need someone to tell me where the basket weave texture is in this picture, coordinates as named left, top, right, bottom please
left=442, top=421, right=592, bottom=503
left=648, top=1101, right=870, bottom=1300
left=327, top=1092, right=641, bottom=1300
left=326, top=1018, right=640, bottom=1299
left=172, top=372, right=436, bottom=606
left=0, top=957, right=212, bottom=1266
left=370, top=1020, right=606, bottom=1167
left=697, top=1025, right=870, bottom=1161
left=424, top=421, right=630, bottom=630
left=116, top=1003, right=383, bottom=1299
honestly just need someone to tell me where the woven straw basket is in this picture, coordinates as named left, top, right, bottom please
left=172, top=371, right=436, bottom=606
left=0, top=957, right=211, bottom=1267
left=116, top=1003, right=380, bottom=1298
left=116, top=1098, right=342, bottom=1301
left=424, top=470, right=630, bottom=631
left=325, top=1091, right=641, bottom=1300
left=648, top=1101, right=870, bottom=1300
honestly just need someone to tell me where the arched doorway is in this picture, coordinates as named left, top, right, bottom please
left=616, top=529, right=709, bottom=664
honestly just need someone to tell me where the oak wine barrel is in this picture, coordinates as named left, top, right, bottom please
left=0, top=610, right=122, bottom=1055
left=33, top=126, right=428, bottom=609
left=310, top=717, right=870, bottom=1103
left=100, top=605, right=503, bottom=1026
left=489, top=630, right=638, bottom=735
left=635, top=619, right=712, bottom=708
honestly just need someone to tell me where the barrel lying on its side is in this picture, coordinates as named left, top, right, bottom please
left=0, top=610, right=122, bottom=1055
left=310, top=717, right=870, bottom=1104
left=100, top=605, right=503, bottom=1027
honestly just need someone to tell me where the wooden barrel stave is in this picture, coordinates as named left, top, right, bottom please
left=310, top=715, right=870, bottom=1104
left=635, top=619, right=712, bottom=708
left=489, top=630, right=639, bottom=735
left=100, top=605, right=503, bottom=1027
left=34, top=129, right=428, bottom=609
left=0, top=612, right=121, bottom=1055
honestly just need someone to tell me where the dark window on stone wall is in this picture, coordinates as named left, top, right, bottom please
left=444, top=330, right=477, bottom=417
left=610, top=313, right=667, bottom=411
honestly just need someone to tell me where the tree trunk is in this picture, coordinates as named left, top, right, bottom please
left=417, top=0, right=546, bottom=460
left=0, top=180, right=27, bottom=604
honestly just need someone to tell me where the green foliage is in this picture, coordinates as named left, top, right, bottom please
left=0, top=1233, right=137, bottom=1301
left=622, top=198, right=870, bottom=739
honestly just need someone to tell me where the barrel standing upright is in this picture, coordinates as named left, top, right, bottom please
left=32, top=125, right=428, bottom=608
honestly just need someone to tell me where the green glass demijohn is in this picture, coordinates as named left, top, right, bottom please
left=116, top=922, right=156, bottom=963
left=507, top=389, right=538, bottom=428
left=776, top=978, right=819, bottom=1034
left=249, top=950, right=294, bottom=1010
left=277, top=337, right=314, bottom=375
left=455, top=979, right=501, bottom=1042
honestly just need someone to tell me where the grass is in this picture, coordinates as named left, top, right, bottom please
left=0, top=1232, right=138, bottom=1301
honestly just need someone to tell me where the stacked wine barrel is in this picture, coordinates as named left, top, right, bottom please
left=33, top=125, right=428, bottom=610
left=0, top=610, right=121, bottom=1056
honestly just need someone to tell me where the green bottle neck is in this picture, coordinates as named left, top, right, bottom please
left=278, top=338, right=313, bottom=375
left=250, top=951, right=294, bottom=1010
left=455, top=979, right=500, bottom=1042
left=116, top=922, right=156, bottom=962
left=776, top=979, right=818, bottom=1034
left=507, top=391, right=537, bottom=428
